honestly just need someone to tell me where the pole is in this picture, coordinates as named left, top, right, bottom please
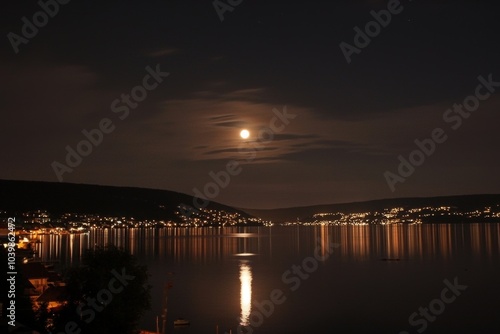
left=161, top=283, right=169, bottom=334
left=161, top=275, right=174, bottom=334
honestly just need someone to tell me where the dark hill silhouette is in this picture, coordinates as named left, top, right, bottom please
left=0, top=179, right=251, bottom=221
left=243, top=194, right=500, bottom=222
left=1, top=179, right=499, bottom=224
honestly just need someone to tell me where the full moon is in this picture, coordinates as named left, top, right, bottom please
left=240, top=129, right=250, bottom=139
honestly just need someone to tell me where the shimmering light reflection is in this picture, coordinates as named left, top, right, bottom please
left=234, top=253, right=257, bottom=257
left=28, top=225, right=500, bottom=266
left=239, top=261, right=253, bottom=326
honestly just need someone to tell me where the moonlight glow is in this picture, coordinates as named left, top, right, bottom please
left=240, top=129, right=250, bottom=139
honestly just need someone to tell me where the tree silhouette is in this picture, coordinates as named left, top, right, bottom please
left=53, top=246, right=151, bottom=334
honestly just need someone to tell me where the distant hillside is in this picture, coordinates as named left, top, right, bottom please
left=1, top=180, right=499, bottom=225
left=243, top=194, right=500, bottom=223
left=0, top=179, right=251, bottom=221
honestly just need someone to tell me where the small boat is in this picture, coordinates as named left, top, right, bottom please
left=173, top=318, right=190, bottom=326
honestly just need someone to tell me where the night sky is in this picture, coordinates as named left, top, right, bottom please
left=1, top=0, right=499, bottom=209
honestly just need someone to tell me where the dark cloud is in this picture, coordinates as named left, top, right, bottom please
left=212, top=121, right=246, bottom=128
left=204, top=147, right=278, bottom=156
left=209, top=115, right=236, bottom=122
left=273, top=134, right=319, bottom=141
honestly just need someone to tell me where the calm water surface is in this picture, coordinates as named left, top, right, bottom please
left=32, top=224, right=500, bottom=334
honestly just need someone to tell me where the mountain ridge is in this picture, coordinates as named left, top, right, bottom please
left=1, top=179, right=499, bottom=223
left=242, top=194, right=500, bottom=222
left=0, top=179, right=251, bottom=222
